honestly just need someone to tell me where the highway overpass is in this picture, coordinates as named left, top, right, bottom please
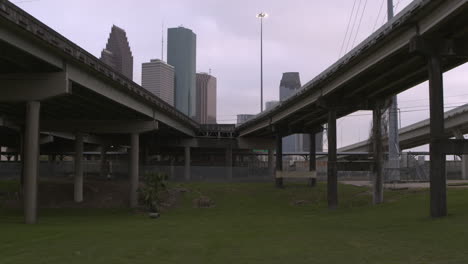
left=339, top=104, right=468, bottom=152
left=1, top=0, right=468, bottom=222
left=236, top=0, right=468, bottom=216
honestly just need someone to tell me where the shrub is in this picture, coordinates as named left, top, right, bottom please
left=138, top=172, right=168, bottom=212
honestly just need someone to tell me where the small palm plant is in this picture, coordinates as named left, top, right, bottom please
left=138, top=172, right=168, bottom=213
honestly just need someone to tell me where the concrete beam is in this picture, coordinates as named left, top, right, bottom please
left=237, top=137, right=275, bottom=150
left=0, top=24, right=64, bottom=69
left=0, top=72, right=69, bottom=102
left=436, top=139, right=468, bottom=155
left=67, top=64, right=196, bottom=137
left=39, top=135, right=54, bottom=145
left=40, top=120, right=158, bottom=134
left=23, top=101, right=40, bottom=224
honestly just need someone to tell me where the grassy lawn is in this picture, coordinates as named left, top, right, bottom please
left=1, top=181, right=468, bottom=263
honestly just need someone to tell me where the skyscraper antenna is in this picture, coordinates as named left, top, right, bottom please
left=161, top=21, right=164, bottom=60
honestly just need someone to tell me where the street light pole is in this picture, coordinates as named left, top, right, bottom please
left=257, top=12, right=268, bottom=112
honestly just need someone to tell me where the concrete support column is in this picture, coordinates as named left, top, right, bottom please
left=428, top=52, right=447, bottom=217
left=268, top=149, right=275, bottom=180
left=275, top=134, right=283, bottom=188
left=23, top=101, right=40, bottom=224
left=226, top=146, right=233, bottom=180
left=327, top=110, right=338, bottom=209
left=184, top=146, right=191, bottom=181
left=372, top=105, right=384, bottom=204
left=129, top=133, right=139, bottom=208
left=309, top=133, right=317, bottom=187
left=74, top=133, right=84, bottom=203
left=454, top=130, right=468, bottom=180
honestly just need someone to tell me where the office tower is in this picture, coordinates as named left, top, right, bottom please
left=278, top=72, right=324, bottom=152
left=167, top=27, right=197, bottom=117
left=280, top=72, right=301, bottom=101
left=141, top=59, right=175, bottom=106
left=196, top=73, right=217, bottom=124
left=100, top=25, right=133, bottom=80
left=265, top=100, right=279, bottom=111
left=279, top=73, right=301, bottom=153
left=237, top=114, right=255, bottom=125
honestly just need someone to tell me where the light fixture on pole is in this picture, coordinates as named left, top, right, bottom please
left=256, top=12, right=268, bottom=112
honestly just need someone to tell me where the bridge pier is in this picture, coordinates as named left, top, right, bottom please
left=184, top=146, right=191, bottom=181
left=327, top=110, right=338, bottom=209
left=74, top=133, right=84, bottom=203
left=372, top=104, right=384, bottom=204
left=309, top=133, right=317, bottom=187
left=275, top=134, right=283, bottom=188
left=428, top=51, right=447, bottom=217
left=129, top=133, right=139, bottom=208
left=23, top=101, right=40, bottom=224
left=453, top=130, right=468, bottom=180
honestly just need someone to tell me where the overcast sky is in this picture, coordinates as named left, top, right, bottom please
left=15, top=0, right=468, bottom=150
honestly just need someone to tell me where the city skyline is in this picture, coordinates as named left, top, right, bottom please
left=17, top=0, right=468, bottom=150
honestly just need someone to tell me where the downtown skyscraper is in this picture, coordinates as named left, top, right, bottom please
left=142, top=59, right=175, bottom=106
left=279, top=72, right=322, bottom=153
left=100, top=25, right=133, bottom=80
left=167, top=27, right=196, bottom=118
left=195, top=73, right=217, bottom=124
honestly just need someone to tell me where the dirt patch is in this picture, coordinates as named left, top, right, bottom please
left=193, top=196, right=215, bottom=208
left=157, top=187, right=190, bottom=212
left=2, top=179, right=130, bottom=209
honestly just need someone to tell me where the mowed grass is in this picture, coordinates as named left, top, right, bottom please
left=1, top=181, right=468, bottom=264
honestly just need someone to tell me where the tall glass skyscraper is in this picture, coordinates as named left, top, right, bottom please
left=167, top=27, right=196, bottom=118
left=100, top=25, right=133, bottom=80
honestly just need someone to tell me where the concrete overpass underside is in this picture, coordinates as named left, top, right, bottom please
left=237, top=0, right=468, bottom=217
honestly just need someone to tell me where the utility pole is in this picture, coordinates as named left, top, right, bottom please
left=387, top=0, right=400, bottom=182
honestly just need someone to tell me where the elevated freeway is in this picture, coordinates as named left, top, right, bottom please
left=340, top=104, right=468, bottom=152
left=0, top=0, right=273, bottom=223
left=236, top=0, right=468, bottom=216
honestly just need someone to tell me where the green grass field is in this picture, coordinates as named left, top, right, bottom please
left=1, top=182, right=468, bottom=264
